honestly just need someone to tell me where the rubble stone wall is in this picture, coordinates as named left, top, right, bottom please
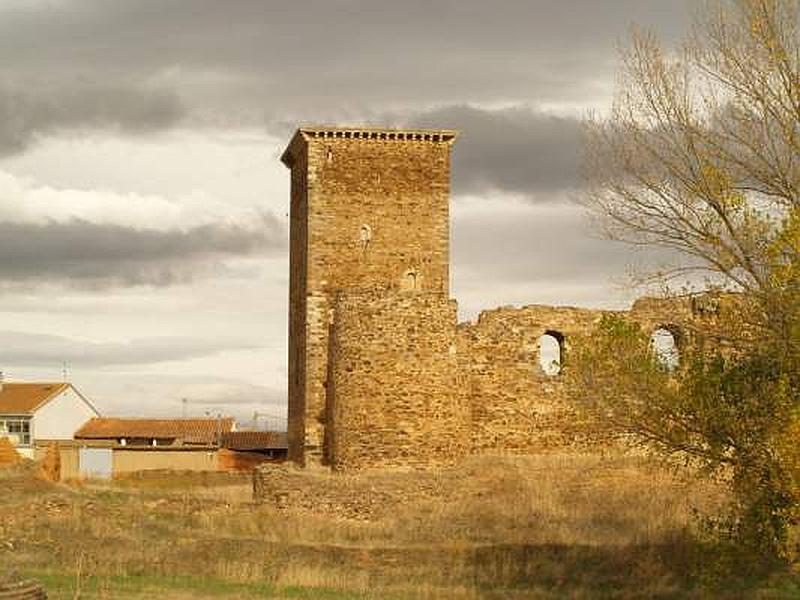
left=458, top=297, right=718, bottom=455
left=286, top=141, right=309, bottom=464
left=458, top=305, right=612, bottom=454
left=328, top=291, right=468, bottom=471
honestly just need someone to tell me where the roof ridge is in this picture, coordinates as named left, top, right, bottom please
left=88, top=416, right=233, bottom=421
left=2, top=381, right=68, bottom=385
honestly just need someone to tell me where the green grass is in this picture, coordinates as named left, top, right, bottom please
left=25, top=573, right=369, bottom=599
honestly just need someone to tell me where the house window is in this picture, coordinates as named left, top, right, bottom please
left=0, top=418, right=31, bottom=446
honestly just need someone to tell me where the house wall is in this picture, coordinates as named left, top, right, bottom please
left=16, top=446, right=34, bottom=459
left=0, top=416, right=33, bottom=457
left=32, top=386, right=98, bottom=442
left=112, top=448, right=219, bottom=474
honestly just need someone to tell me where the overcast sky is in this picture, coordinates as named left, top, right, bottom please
left=0, top=0, right=692, bottom=426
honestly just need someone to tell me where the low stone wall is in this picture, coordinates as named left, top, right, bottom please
left=113, top=448, right=218, bottom=474
left=252, top=462, right=457, bottom=520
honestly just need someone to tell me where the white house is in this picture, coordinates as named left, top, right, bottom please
left=0, top=378, right=100, bottom=459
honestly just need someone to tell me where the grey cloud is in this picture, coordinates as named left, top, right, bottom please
left=0, top=1, right=689, bottom=70
left=0, top=82, right=183, bottom=155
left=0, top=1, right=691, bottom=146
left=451, top=201, right=683, bottom=313
left=0, top=331, right=260, bottom=367
left=0, top=217, right=285, bottom=286
left=397, top=105, right=584, bottom=196
left=62, top=374, right=287, bottom=424
left=453, top=203, right=627, bottom=283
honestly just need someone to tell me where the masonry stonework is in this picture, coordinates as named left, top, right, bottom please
left=329, top=292, right=468, bottom=470
left=282, top=128, right=456, bottom=466
left=458, top=305, right=610, bottom=455
left=281, top=126, right=727, bottom=471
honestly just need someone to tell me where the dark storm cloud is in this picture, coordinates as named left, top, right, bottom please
left=0, top=82, right=183, bottom=155
left=0, top=1, right=691, bottom=147
left=399, top=105, right=584, bottom=195
left=0, top=330, right=260, bottom=367
left=0, top=217, right=284, bottom=286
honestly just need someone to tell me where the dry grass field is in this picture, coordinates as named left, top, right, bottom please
left=1, top=453, right=798, bottom=599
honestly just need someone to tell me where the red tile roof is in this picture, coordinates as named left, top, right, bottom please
left=0, top=383, right=70, bottom=415
left=220, top=430, right=288, bottom=451
left=75, top=417, right=234, bottom=445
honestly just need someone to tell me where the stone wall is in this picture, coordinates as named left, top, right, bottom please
left=286, top=141, right=309, bottom=465
left=328, top=291, right=468, bottom=470
left=458, top=304, right=613, bottom=454
left=457, top=296, right=726, bottom=456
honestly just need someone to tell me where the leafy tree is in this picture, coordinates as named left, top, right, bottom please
left=578, top=0, right=800, bottom=566
left=570, top=315, right=796, bottom=569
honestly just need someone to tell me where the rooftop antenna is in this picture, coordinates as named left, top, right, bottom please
left=61, top=361, right=68, bottom=382
left=182, top=397, right=188, bottom=418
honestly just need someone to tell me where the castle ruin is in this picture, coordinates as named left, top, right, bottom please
left=281, top=126, right=712, bottom=471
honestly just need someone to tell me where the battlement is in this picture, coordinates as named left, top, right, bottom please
left=281, top=126, right=458, bottom=166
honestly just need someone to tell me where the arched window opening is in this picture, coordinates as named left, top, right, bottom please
left=538, top=331, right=563, bottom=376
left=651, top=327, right=679, bottom=370
left=401, top=269, right=419, bottom=291
left=359, top=224, right=372, bottom=252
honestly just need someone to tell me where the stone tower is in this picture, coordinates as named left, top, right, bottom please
left=281, top=126, right=459, bottom=466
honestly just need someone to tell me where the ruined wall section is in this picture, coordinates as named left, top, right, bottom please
left=629, top=295, right=731, bottom=350
left=458, top=296, right=727, bottom=456
left=329, top=292, right=468, bottom=471
left=458, top=305, right=612, bottom=454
